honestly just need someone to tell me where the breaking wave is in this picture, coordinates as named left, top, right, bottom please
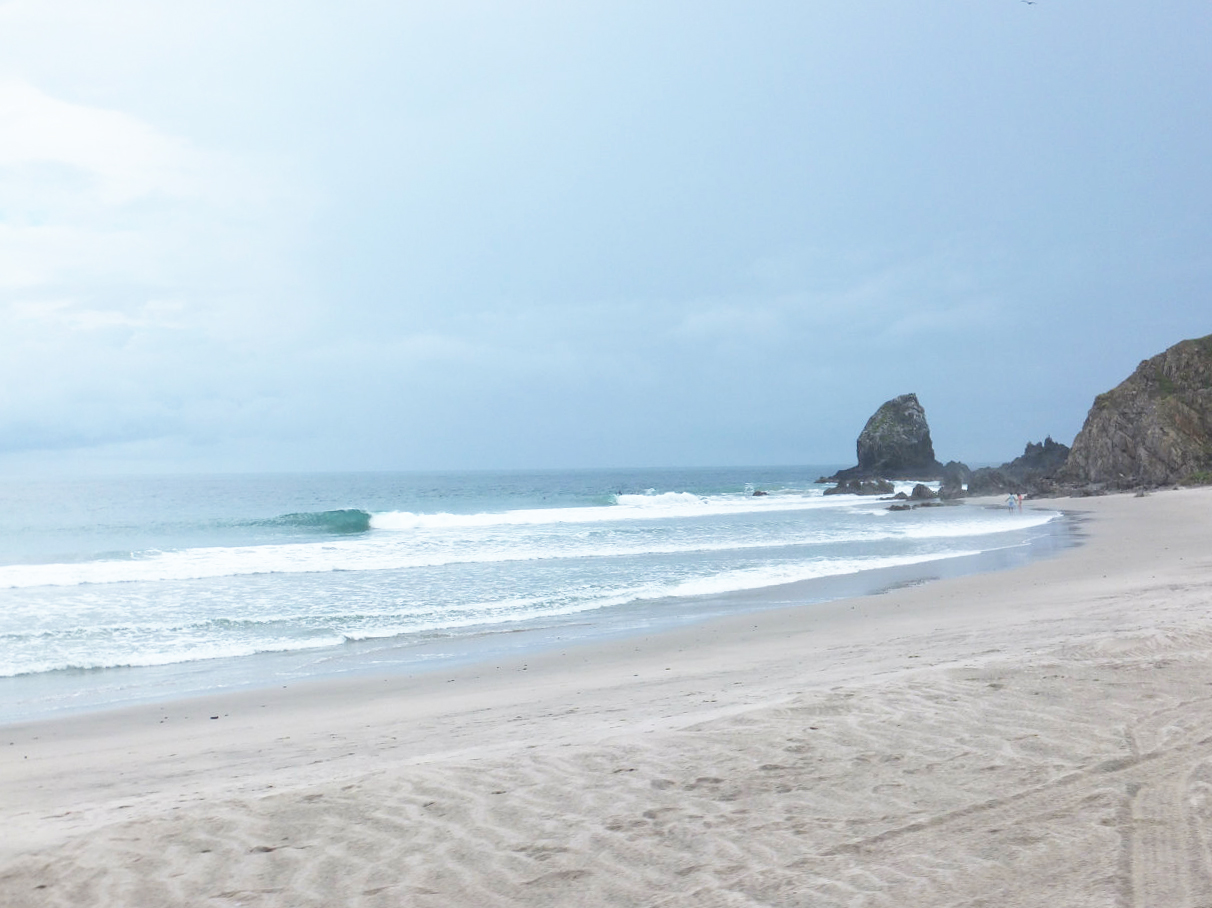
left=260, top=509, right=373, bottom=534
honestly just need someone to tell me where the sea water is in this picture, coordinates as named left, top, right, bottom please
left=0, top=467, right=1067, bottom=721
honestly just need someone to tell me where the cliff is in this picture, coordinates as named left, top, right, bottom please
left=1064, top=334, right=1212, bottom=488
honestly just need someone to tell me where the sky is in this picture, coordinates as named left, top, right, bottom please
left=0, top=0, right=1209, bottom=475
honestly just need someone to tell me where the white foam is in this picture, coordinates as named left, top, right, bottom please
left=368, top=488, right=853, bottom=531
left=0, top=634, right=347, bottom=678
left=893, top=510, right=1059, bottom=539
left=0, top=505, right=1059, bottom=590
left=629, top=550, right=981, bottom=600
left=1, top=547, right=996, bottom=678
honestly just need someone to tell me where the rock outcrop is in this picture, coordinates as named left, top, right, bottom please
left=938, top=461, right=970, bottom=499
left=967, top=437, right=1071, bottom=497
left=965, top=468, right=1013, bottom=497
left=887, top=484, right=943, bottom=511
left=1063, top=334, right=1212, bottom=488
left=822, top=478, right=894, bottom=496
left=1013, top=437, right=1071, bottom=477
left=827, top=393, right=944, bottom=481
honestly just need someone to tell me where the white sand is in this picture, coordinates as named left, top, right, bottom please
left=3, top=487, right=1212, bottom=907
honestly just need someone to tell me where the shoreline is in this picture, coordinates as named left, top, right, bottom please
left=0, top=498, right=1071, bottom=725
left=4, top=487, right=1212, bottom=905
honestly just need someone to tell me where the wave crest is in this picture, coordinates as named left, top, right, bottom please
left=265, top=509, right=372, bottom=534
left=613, top=491, right=707, bottom=508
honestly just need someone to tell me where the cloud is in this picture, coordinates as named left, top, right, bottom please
left=0, top=80, right=294, bottom=299
left=0, top=79, right=204, bottom=203
left=0, top=80, right=310, bottom=457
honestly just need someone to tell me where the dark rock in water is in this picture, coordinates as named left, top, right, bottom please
left=752, top=490, right=768, bottom=496
left=856, top=393, right=942, bottom=477
left=938, top=461, right=970, bottom=499
left=888, top=499, right=944, bottom=512
left=966, top=467, right=1013, bottom=496
left=892, top=491, right=909, bottom=500
left=828, top=393, right=944, bottom=481
left=909, top=483, right=937, bottom=500
left=1063, top=334, right=1212, bottom=488
left=823, top=478, right=895, bottom=496
left=941, top=460, right=971, bottom=482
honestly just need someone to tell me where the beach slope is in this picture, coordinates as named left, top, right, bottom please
left=3, top=488, right=1212, bottom=907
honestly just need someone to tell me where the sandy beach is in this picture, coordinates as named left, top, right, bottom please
left=3, top=487, right=1212, bottom=907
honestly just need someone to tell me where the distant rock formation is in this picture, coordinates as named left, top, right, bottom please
left=1014, top=437, right=1072, bottom=477
left=822, top=478, right=894, bottom=496
left=965, top=468, right=1012, bottom=497
left=967, top=437, right=1071, bottom=496
left=816, top=335, right=1212, bottom=499
left=1063, top=334, right=1212, bottom=488
left=826, top=393, right=944, bottom=481
left=938, top=461, right=970, bottom=499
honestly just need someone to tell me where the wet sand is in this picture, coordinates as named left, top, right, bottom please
left=3, top=487, right=1212, bottom=907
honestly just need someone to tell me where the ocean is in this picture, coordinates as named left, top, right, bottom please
left=0, top=467, right=1067, bottom=722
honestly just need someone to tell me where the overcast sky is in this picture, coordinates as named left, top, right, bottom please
left=1, top=1, right=1209, bottom=475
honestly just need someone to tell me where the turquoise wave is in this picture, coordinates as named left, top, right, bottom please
left=263, top=509, right=373, bottom=534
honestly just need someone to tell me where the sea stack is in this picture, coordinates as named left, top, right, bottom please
left=828, top=393, right=945, bottom=481
left=1063, top=333, right=1212, bottom=488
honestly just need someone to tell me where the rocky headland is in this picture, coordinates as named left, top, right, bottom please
left=1060, top=334, right=1212, bottom=490
left=821, top=332, right=1212, bottom=501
